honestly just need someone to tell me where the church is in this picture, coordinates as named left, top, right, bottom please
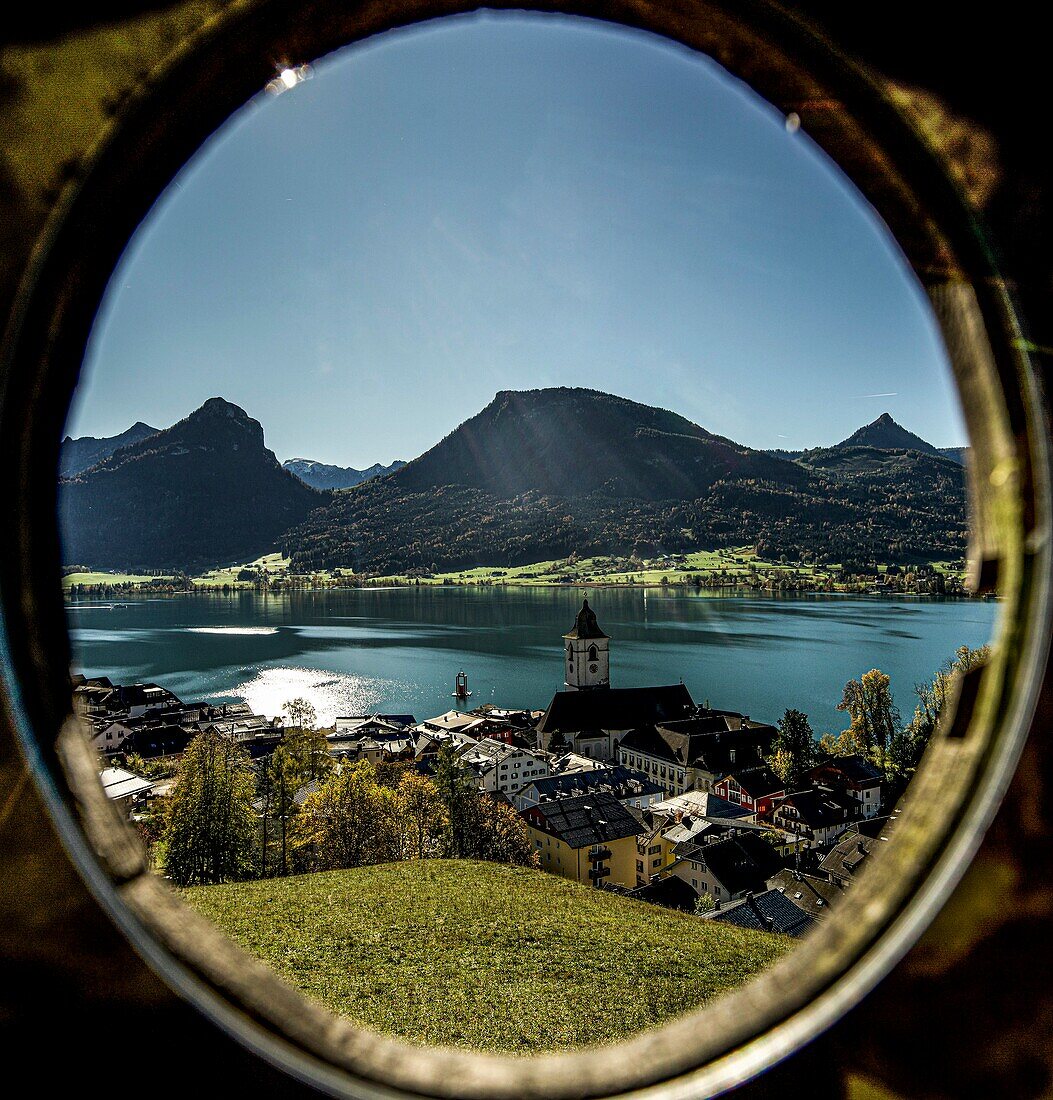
left=536, top=597, right=696, bottom=760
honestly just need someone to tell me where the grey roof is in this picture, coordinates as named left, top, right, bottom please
left=630, top=875, right=698, bottom=912
left=818, top=826, right=891, bottom=883
left=98, top=767, right=153, bottom=801
left=774, top=787, right=861, bottom=829
left=538, top=685, right=695, bottom=735
left=808, top=754, right=883, bottom=786
left=562, top=597, right=609, bottom=640
left=769, top=869, right=844, bottom=917
left=619, top=715, right=776, bottom=773
left=710, top=889, right=816, bottom=937
left=682, top=831, right=783, bottom=895
left=722, top=766, right=785, bottom=799
left=524, top=791, right=642, bottom=848
left=524, top=766, right=663, bottom=804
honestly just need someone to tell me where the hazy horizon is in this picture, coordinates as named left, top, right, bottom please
left=68, top=12, right=967, bottom=467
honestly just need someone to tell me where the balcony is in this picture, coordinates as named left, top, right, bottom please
left=588, top=866, right=611, bottom=881
left=588, top=846, right=612, bottom=862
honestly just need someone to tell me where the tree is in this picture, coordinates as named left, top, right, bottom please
left=162, top=729, right=257, bottom=886
left=265, top=741, right=302, bottom=876
left=547, top=730, right=570, bottom=754
left=837, top=669, right=900, bottom=767
left=283, top=696, right=317, bottom=732
left=891, top=644, right=991, bottom=781
left=293, top=760, right=400, bottom=871
left=694, top=893, right=716, bottom=915
left=281, top=697, right=331, bottom=781
left=432, top=743, right=483, bottom=858
left=818, top=727, right=866, bottom=758
left=396, top=773, right=449, bottom=860
left=769, top=709, right=816, bottom=789
left=472, top=797, right=538, bottom=867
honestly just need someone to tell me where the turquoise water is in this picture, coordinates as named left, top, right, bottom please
left=67, top=587, right=999, bottom=732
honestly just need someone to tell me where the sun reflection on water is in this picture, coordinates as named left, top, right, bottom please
left=219, top=665, right=400, bottom=724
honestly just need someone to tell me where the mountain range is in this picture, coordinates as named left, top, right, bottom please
left=60, top=398, right=318, bottom=569
left=59, top=390, right=968, bottom=573
left=281, top=457, right=406, bottom=490
left=61, top=421, right=160, bottom=477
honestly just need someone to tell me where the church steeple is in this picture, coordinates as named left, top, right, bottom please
left=563, top=597, right=610, bottom=691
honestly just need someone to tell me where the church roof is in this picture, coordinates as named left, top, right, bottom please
left=563, top=597, right=609, bottom=641
left=537, top=684, right=695, bottom=735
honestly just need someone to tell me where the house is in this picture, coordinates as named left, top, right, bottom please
left=667, top=830, right=784, bottom=906
left=98, top=767, right=153, bottom=812
left=415, top=710, right=488, bottom=736
left=513, top=765, right=663, bottom=812
left=113, top=682, right=181, bottom=717
left=72, top=675, right=115, bottom=717
left=628, top=874, right=699, bottom=912
left=205, top=714, right=285, bottom=752
left=618, top=713, right=778, bottom=796
left=122, top=721, right=197, bottom=759
left=548, top=752, right=611, bottom=776
left=770, top=786, right=862, bottom=849
left=817, top=811, right=901, bottom=887
left=806, top=754, right=884, bottom=818
left=329, top=715, right=416, bottom=762
left=707, top=889, right=817, bottom=938
left=768, top=868, right=845, bottom=920
left=522, top=791, right=643, bottom=888
left=715, top=767, right=787, bottom=818
left=88, top=717, right=138, bottom=754
left=334, top=714, right=416, bottom=735
left=413, top=727, right=479, bottom=759
left=454, top=738, right=551, bottom=795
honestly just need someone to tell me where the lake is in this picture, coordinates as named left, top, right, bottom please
left=67, top=587, right=999, bottom=732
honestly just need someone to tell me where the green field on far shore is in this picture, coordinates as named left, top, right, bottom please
left=64, top=546, right=967, bottom=594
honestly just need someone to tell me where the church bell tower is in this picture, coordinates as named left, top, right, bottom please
left=563, top=597, right=610, bottom=691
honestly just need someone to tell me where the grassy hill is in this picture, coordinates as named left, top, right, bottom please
left=183, top=860, right=792, bottom=1053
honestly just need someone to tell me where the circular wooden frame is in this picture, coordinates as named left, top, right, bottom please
left=0, top=2, right=1048, bottom=1098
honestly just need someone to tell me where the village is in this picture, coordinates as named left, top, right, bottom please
left=83, top=597, right=901, bottom=939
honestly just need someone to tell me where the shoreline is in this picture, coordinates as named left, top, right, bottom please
left=63, top=580, right=986, bottom=602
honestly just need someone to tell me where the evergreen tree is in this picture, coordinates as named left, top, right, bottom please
left=432, top=742, right=483, bottom=858
left=162, top=729, right=257, bottom=886
left=266, top=741, right=302, bottom=876
left=769, top=709, right=816, bottom=789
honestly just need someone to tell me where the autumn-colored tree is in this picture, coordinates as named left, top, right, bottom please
left=472, top=796, right=539, bottom=867
left=817, top=727, right=867, bottom=759
left=374, top=759, right=409, bottom=790
left=890, top=644, right=991, bottom=781
left=837, top=669, right=900, bottom=765
left=162, top=729, right=257, bottom=886
left=265, top=741, right=302, bottom=876
left=281, top=697, right=332, bottom=781
left=293, top=760, right=400, bottom=871
left=396, top=773, right=449, bottom=860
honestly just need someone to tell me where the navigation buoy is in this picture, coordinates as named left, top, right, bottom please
left=452, top=670, right=471, bottom=699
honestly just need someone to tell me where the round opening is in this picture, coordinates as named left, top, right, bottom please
left=1, top=3, right=1048, bottom=1099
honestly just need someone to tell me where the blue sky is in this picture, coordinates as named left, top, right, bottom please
left=69, top=12, right=965, bottom=467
